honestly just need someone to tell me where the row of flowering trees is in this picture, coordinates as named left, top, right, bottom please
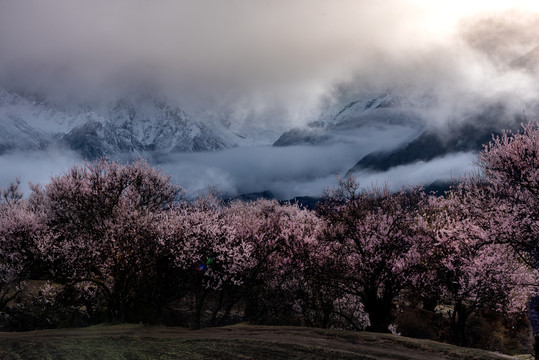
left=0, top=121, right=538, bottom=348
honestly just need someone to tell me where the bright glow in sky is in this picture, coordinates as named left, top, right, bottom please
left=413, top=0, right=539, bottom=34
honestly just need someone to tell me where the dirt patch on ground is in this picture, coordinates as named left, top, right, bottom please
left=0, top=324, right=527, bottom=360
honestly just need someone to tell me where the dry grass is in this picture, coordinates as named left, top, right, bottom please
left=0, top=324, right=528, bottom=360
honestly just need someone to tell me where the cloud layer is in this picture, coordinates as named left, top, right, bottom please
left=2, top=1, right=539, bottom=126
left=1, top=1, right=539, bottom=197
left=158, top=124, right=453, bottom=199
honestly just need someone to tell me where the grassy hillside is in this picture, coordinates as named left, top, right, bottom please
left=0, top=324, right=529, bottom=360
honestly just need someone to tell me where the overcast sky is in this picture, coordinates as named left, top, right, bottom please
left=1, top=1, right=539, bottom=197
left=2, top=1, right=539, bottom=121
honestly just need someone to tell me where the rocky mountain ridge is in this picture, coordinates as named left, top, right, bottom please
left=0, top=88, right=242, bottom=159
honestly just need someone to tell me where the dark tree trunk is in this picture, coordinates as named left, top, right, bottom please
left=422, top=295, right=439, bottom=312
left=528, top=295, right=539, bottom=360
left=364, top=291, right=394, bottom=333
left=193, top=289, right=209, bottom=329
left=321, top=300, right=333, bottom=329
left=450, top=302, right=470, bottom=347
left=108, top=294, right=128, bottom=323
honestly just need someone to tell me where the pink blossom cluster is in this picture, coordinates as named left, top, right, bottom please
left=0, top=120, right=538, bottom=341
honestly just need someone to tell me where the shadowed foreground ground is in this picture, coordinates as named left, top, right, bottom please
left=0, top=324, right=531, bottom=360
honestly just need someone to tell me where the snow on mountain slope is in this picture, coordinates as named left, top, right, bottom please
left=0, top=113, right=49, bottom=154
left=271, top=87, right=526, bottom=194
left=327, top=90, right=395, bottom=126
left=273, top=90, right=426, bottom=147
left=0, top=89, right=242, bottom=158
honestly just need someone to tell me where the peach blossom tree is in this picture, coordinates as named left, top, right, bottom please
left=31, top=159, right=181, bottom=322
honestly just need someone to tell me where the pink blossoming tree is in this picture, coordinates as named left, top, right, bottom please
left=30, top=159, right=181, bottom=322
left=0, top=185, right=42, bottom=311
left=318, top=178, right=426, bottom=332
left=476, top=121, right=539, bottom=265
left=413, top=191, right=535, bottom=345
left=471, top=121, right=539, bottom=355
left=159, top=195, right=252, bottom=328
left=224, top=199, right=363, bottom=328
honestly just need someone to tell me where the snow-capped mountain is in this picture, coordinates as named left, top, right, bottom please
left=273, top=90, right=426, bottom=147
left=270, top=87, right=528, bottom=194
left=0, top=89, right=244, bottom=159
left=0, top=82, right=531, bottom=200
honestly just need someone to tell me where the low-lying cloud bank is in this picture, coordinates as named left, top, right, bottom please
left=159, top=148, right=477, bottom=200
left=0, top=145, right=480, bottom=200
left=158, top=123, right=421, bottom=198
left=0, top=149, right=83, bottom=195
left=351, top=152, right=478, bottom=192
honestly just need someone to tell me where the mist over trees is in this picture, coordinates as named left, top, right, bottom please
left=0, top=122, right=538, bottom=352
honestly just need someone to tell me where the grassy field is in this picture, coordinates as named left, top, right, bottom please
left=0, top=324, right=531, bottom=360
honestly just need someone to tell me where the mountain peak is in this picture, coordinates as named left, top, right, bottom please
left=0, top=89, right=239, bottom=159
